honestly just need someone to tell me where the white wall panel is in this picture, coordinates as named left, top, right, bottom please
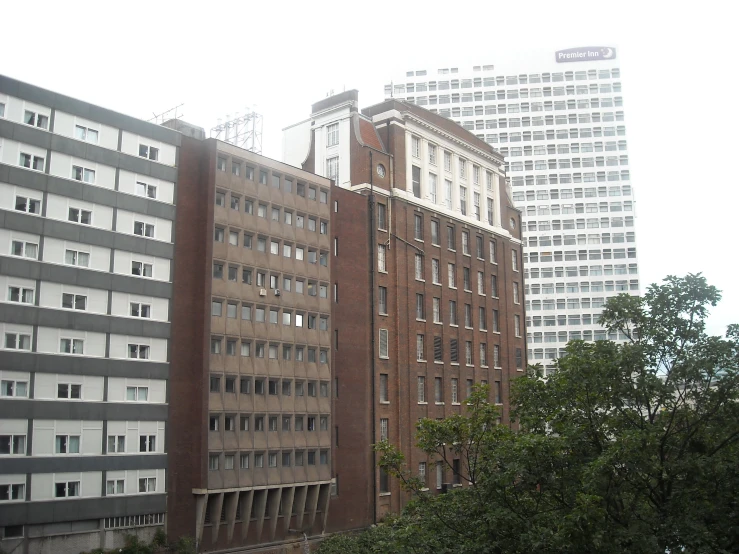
left=118, top=171, right=175, bottom=205
left=110, top=292, right=168, bottom=322
left=0, top=275, right=36, bottom=304
left=30, top=471, right=102, bottom=501
left=32, top=420, right=103, bottom=457
left=109, top=334, right=167, bottom=362
left=0, top=140, right=46, bottom=167
left=113, top=250, right=169, bottom=282
left=106, top=421, right=165, bottom=454
left=36, top=327, right=106, bottom=358
left=54, top=111, right=119, bottom=151
left=43, top=237, right=110, bottom=272
left=108, top=377, right=166, bottom=404
left=46, top=193, right=114, bottom=230
left=0, top=182, right=43, bottom=214
left=34, top=373, right=105, bottom=402
left=115, top=209, right=172, bottom=243
left=0, top=228, right=40, bottom=257
left=0, top=419, right=27, bottom=435
left=48, top=153, right=115, bottom=189
left=39, top=282, right=108, bottom=315
left=120, top=131, right=176, bottom=167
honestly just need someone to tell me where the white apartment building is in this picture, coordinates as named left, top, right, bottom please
left=384, top=47, right=639, bottom=373
left=0, top=75, right=177, bottom=552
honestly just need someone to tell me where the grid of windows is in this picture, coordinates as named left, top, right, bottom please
left=387, top=62, right=639, bottom=372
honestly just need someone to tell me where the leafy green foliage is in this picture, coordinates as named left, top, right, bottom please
left=319, top=274, right=739, bottom=554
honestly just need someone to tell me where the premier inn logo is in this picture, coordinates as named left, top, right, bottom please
left=555, top=47, right=616, bottom=63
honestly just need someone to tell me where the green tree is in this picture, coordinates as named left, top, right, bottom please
left=319, top=274, right=739, bottom=553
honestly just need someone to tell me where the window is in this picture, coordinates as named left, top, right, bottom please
left=108, top=434, right=125, bottom=453
left=136, top=181, right=157, bottom=199
left=377, top=203, right=387, bottom=230
left=513, top=283, right=520, bottom=304
left=463, top=268, right=471, bottom=291
left=431, top=220, right=440, bottom=245
left=139, top=144, right=159, bottom=161
left=55, top=481, right=80, bottom=498
left=459, top=186, right=467, bottom=215
left=24, top=110, right=49, bottom=129
left=412, top=136, right=421, bottom=158
left=60, top=338, right=84, bottom=355
left=326, top=156, right=339, bottom=181
left=8, top=286, right=34, bottom=305
left=1, top=378, right=28, bottom=398
left=15, top=195, right=41, bottom=214
left=512, top=249, right=519, bottom=271
left=327, top=123, right=339, bottom=146
left=378, top=286, right=387, bottom=314
left=489, top=240, right=497, bottom=263
left=435, top=377, right=443, bottom=403
left=379, top=328, right=389, bottom=358
left=132, top=261, right=152, bottom=277
left=444, top=151, right=452, bottom=172
left=432, top=297, right=441, bottom=323
left=412, top=166, right=421, bottom=198
left=432, top=259, right=441, bottom=284
left=57, top=383, right=81, bottom=399
left=12, top=240, right=39, bottom=260
left=447, top=226, right=455, bottom=250
left=53, top=428, right=82, bottom=454
left=493, top=309, right=500, bottom=333
left=515, top=348, right=523, bottom=369
left=415, top=254, right=424, bottom=281
left=378, top=244, right=387, bottom=272
left=448, top=263, right=456, bottom=288
left=449, top=300, right=457, bottom=325
left=380, top=374, right=388, bottom=402
left=494, top=344, right=501, bottom=367
left=126, top=386, right=148, bottom=401
left=134, top=221, right=155, bottom=238
left=209, top=455, right=219, bottom=471
left=417, top=376, right=426, bottom=402
left=128, top=344, right=150, bottom=359
left=380, top=418, right=389, bottom=441
left=19, top=152, right=45, bottom=171
left=4, top=332, right=31, bottom=351
left=0, top=434, right=26, bottom=455
left=514, top=315, right=522, bottom=337
left=491, top=275, right=498, bottom=297
left=106, top=479, right=124, bottom=495
left=451, top=378, right=459, bottom=403
left=414, top=214, right=423, bottom=240
left=428, top=143, right=437, bottom=165
left=217, top=157, right=227, bottom=172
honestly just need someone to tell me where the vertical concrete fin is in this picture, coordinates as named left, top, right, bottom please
left=317, top=483, right=331, bottom=534
left=266, top=488, right=281, bottom=542
left=253, top=489, right=268, bottom=543
left=305, top=484, right=320, bottom=529
left=224, top=491, right=239, bottom=543
left=194, top=493, right=208, bottom=546
left=293, top=485, right=308, bottom=530
left=211, top=492, right=224, bottom=543
left=282, top=486, right=296, bottom=533
left=240, top=489, right=255, bottom=540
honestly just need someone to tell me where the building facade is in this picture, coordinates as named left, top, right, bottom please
left=0, top=75, right=176, bottom=552
left=383, top=47, right=640, bottom=374
left=168, top=132, right=334, bottom=551
left=284, top=92, right=526, bottom=527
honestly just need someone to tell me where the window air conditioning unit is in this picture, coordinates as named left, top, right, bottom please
left=259, top=289, right=267, bottom=296
left=274, top=289, right=281, bottom=296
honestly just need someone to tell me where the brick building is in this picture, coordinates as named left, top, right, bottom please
left=167, top=127, right=334, bottom=550
left=284, top=92, right=526, bottom=528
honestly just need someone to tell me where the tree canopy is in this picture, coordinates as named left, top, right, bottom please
left=318, top=274, right=739, bottom=554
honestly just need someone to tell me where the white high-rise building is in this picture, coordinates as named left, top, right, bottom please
left=384, top=46, right=640, bottom=374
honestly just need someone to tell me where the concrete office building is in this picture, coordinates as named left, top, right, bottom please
left=383, top=47, right=640, bottom=374
left=168, top=130, right=334, bottom=550
left=0, top=75, right=176, bottom=552
left=284, top=91, right=525, bottom=527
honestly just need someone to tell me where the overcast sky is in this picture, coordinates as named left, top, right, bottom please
left=3, top=0, right=735, bottom=335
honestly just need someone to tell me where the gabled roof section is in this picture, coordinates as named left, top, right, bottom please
left=356, top=116, right=386, bottom=152
left=362, top=99, right=500, bottom=160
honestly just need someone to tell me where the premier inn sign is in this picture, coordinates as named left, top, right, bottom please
left=555, top=47, right=616, bottom=63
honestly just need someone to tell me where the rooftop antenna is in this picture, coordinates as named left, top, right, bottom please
left=210, top=106, right=263, bottom=154
left=147, top=103, right=185, bottom=124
